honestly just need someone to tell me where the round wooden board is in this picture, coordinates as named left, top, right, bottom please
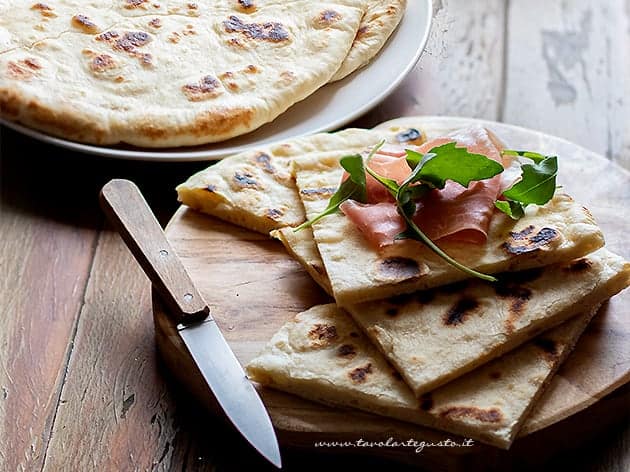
left=154, top=117, right=629, bottom=464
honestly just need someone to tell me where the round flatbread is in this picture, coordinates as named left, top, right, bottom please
left=330, top=0, right=407, bottom=81
left=0, top=0, right=367, bottom=147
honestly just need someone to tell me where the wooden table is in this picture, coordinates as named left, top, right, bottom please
left=1, top=1, right=628, bottom=470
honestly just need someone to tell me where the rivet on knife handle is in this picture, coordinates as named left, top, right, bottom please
left=99, top=179, right=209, bottom=324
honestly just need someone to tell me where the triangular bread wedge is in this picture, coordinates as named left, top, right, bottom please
left=271, top=233, right=630, bottom=395
left=177, top=126, right=425, bottom=234
left=247, top=302, right=600, bottom=448
left=342, top=249, right=629, bottom=395
left=293, top=152, right=605, bottom=306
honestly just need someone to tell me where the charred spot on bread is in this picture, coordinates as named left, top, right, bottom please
left=232, top=172, right=260, bottom=189
left=349, top=363, right=372, bottom=383
left=376, top=257, right=426, bottom=282
left=148, top=18, right=162, bottom=28
left=113, top=31, right=152, bottom=51
left=265, top=208, right=283, bottom=220
left=489, top=371, right=502, bottom=380
left=308, top=323, right=338, bottom=348
left=337, top=344, right=356, bottom=358
left=533, top=338, right=560, bottom=364
left=223, top=16, right=289, bottom=42
left=396, top=128, right=424, bottom=145
left=495, top=282, right=532, bottom=334
left=252, top=152, right=276, bottom=173
left=299, top=187, right=337, bottom=200
left=444, top=297, right=479, bottom=326
left=438, top=406, right=503, bottom=423
left=502, top=226, right=560, bottom=255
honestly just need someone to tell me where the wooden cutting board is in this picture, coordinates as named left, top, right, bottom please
left=153, top=117, right=629, bottom=469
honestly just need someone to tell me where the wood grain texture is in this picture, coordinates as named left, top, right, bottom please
left=503, top=0, right=630, bottom=170
left=0, top=207, right=97, bottom=472
left=354, top=0, right=506, bottom=128
left=154, top=118, right=629, bottom=466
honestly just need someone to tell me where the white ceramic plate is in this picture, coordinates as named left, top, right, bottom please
left=0, top=1, right=432, bottom=161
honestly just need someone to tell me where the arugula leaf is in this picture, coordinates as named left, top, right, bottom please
left=495, top=155, right=558, bottom=220
left=293, top=154, right=366, bottom=232
left=494, top=200, right=525, bottom=220
left=404, top=143, right=504, bottom=189
left=502, top=156, right=557, bottom=205
left=502, top=149, right=546, bottom=163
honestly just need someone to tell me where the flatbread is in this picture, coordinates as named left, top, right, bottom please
left=177, top=125, right=425, bottom=233
left=0, top=0, right=368, bottom=146
left=271, top=230, right=630, bottom=394
left=247, top=302, right=600, bottom=448
left=293, top=150, right=605, bottom=305
left=330, top=0, right=407, bottom=81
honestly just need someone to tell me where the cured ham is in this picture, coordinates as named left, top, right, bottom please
left=341, top=126, right=505, bottom=248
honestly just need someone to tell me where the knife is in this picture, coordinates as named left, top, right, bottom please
left=100, top=179, right=282, bottom=469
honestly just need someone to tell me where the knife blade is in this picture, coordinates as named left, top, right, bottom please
left=100, top=179, right=281, bottom=469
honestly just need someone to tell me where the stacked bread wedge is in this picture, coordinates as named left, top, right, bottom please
left=0, top=0, right=406, bottom=146
left=176, top=118, right=630, bottom=448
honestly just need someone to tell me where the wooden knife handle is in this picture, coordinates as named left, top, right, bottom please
left=100, top=179, right=210, bottom=324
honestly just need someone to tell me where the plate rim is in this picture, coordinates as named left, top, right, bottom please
left=0, top=0, right=433, bottom=162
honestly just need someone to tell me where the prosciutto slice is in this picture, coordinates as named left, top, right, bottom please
left=341, top=126, right=505, bottom=248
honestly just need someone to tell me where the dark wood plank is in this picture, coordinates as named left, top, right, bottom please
left=0, top=150, right=99, bottom=470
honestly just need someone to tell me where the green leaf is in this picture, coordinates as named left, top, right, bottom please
left=495, top=200, right=525, bottom=220
left=502, top=156, right=558, bottom=205
left=502, top=149, right=546, bottom=163
left=405, top=143, right=504, bottom=189
left=293, top=154, right=367, bottom=232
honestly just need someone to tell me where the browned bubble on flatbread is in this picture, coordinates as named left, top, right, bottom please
left=71, top=14, right=99, bottom=34
left=96, top=30, right=153, bottom=68
left=31, top=3, right=56, bottom=17
left=223, top=15, right=290, bottom=43
left=314, top=10, right=343, bottom=28
left=349, top=363, right=372, bottom=383
left=6, top=58, right=41, bottom=81
left=237, top=0, right=257, bottom=13
left=438, top=406, right=504, bottom=424
left=182, top=76, right=223, bottom=102
left=375, top=257, right=428, bottom=283
left=124, top=0, right=149, bottom=9
left=87, top=54, right=117, bottom=74
left=502, top=225, right=560, bottom=255
left=308, top=323, right=338, bottom=348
